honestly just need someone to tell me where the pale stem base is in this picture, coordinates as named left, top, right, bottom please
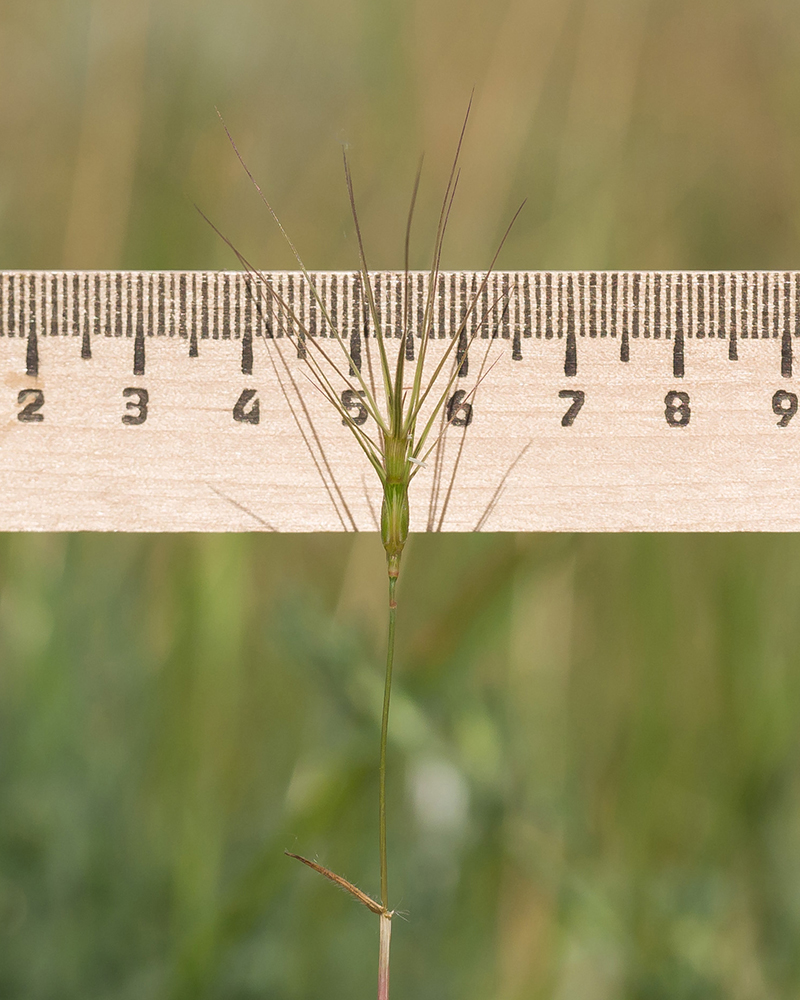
left=378, top=912, right=392, bottom=1000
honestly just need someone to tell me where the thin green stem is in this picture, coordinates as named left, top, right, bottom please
left=380, top=572, right=398, bottom=912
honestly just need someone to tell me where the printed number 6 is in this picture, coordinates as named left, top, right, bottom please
left=122, top=387, right=148, bottom=425
left=234, top=389, right=260, bottom=425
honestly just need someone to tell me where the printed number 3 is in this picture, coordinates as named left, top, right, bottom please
left=122, top=388, right=148, bottom=425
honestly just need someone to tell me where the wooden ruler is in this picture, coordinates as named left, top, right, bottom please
left=1, top=269, right=798, bottom=532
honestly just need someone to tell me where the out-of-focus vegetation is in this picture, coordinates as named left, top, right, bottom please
left=2, top=1, right=800, bottom=997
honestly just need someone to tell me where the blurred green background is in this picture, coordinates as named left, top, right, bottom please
left=3, top=0, right=800, bottom=997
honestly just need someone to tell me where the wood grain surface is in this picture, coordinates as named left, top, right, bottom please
left=1, top=270, right=798, bottom=532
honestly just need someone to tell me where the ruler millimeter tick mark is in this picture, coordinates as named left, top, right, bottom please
left=1, top=270, right=799, bottom=379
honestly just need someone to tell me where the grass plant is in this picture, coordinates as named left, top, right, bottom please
left=6, top=4, right=800, bottom=997
left=204, top=100, right=523, bottom=998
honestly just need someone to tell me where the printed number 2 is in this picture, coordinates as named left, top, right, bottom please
left=17, top=389, right=44, bottom=423
left=559, top=389, right=585, bottom=426
left=122, top=388, right=148, bottom=425
left=665, top=390, right=690, bottom=427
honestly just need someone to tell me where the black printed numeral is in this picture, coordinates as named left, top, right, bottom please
left=233, top=389, right=260, bottom=425
left=665, top=390, right=690, bottom=427
left=773, top=390, right=798, bottom=427
left=122, top=387, right=148, bottom=425
left=341, top=389, right=368, bottom=426
left=446, top=390, right=473, bottom=427
left=559, top=389, right=585, bottom=426
left=17, top=389, right=44, bottom=423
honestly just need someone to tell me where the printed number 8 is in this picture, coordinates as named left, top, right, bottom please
left=665, top=390, right=690, bottom=427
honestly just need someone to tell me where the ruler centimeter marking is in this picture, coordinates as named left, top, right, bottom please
left=0, top=270, right=799, bottom=533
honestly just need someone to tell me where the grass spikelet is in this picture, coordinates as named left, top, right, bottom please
left=209, top=97, right=523, bottom=999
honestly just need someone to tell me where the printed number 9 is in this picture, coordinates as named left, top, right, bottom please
left=772, top=390, right=798, bottom=427
left=665, top=391, right=690, bottom=427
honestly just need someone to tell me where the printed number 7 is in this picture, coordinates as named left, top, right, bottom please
left=559, top=389, right=585, bottom=427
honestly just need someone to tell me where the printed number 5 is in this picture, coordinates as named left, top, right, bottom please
left=559, top=389, right=585, bottom=427
left=122, top=388, right=148, bottom=425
